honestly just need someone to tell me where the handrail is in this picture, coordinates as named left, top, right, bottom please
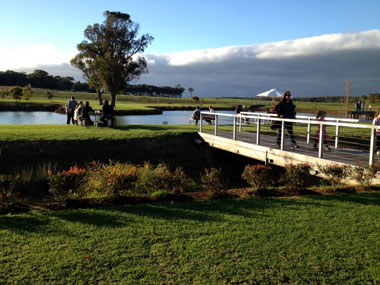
left=199, top=111, right=379, bottom=166
left=240, top=111, right=359, bottom=123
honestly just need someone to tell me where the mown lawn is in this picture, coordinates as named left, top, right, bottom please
left=0, top=124, right=199, bottom=141
left=1, top=193, right=380, bottom=283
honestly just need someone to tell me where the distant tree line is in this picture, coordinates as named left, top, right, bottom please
left=124, top=84, right=184, bottom=97
left=0, top=69, right=185, bottom=98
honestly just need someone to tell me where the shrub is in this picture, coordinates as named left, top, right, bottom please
left=48, top=165, right=87, bottom=204
left=318, top=163, right=350, bottom=186
left=22, top=84, right=34, bottom=101
left=241, top=164, right=273, bottom=192
left=86, top=161, right=137, bottom=197
left=349, top=165, right=379, bottom=189
left=0, top=175, right=17, bottom=208
left=135, top=162, right=189, bottom=194
left=201, top=168, right=225, bottom=195
left=9, top=86, right=23, bottom=101
left=282, top=163, right=314, bottom=192
left=46, top=91, right=53, bottom=100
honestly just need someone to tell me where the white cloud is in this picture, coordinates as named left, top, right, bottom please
left=3, top=30, right=380, bottom=97
left=0, top=43, right=76, bottom=70
left=145, top=29, right=380, bottom=65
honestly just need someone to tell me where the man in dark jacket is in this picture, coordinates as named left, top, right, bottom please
left=274, top=91, right=299, bottom=149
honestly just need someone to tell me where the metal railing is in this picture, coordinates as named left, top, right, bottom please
left=199, top=111, right=379, bottom=166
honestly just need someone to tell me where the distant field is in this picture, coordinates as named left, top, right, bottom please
left=1, top=193, right=380, bottom=283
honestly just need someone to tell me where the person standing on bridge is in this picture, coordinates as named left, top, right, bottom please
left=372, top=109, right=380, bottom=155
left=275, top=91, right=299, bottom=149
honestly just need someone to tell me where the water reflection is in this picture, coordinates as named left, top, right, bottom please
left=0, top=110, right=340, bottom=125
left=0, top=111, right=206, bottom=125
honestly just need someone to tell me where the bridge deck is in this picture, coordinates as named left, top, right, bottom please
left=200, top=130, right=372, bottom=167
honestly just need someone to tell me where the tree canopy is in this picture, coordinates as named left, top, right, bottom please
left=70, top=11, right=153, bottom=106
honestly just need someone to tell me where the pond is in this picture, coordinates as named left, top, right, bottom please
left=0, top=110, right=344, bottom=125
left=0, top=110, right=208, bottom=125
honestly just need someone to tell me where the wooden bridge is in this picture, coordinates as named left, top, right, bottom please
left=198, top=112, right=379, bottom=171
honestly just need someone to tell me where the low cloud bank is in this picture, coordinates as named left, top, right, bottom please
left=6, top=30, right=380, bottom=97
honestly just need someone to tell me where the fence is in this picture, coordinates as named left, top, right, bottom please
left=199, top=111, right=379, bottom=166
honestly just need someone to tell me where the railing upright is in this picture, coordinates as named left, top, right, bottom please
left=318, top=122, right=324, bottom=158
left=335, top=120, right=340, bottom=149
left=239, top=116, right=242, bottom=132
left=280, top=120, right=285, bottom=150
left=199, top=113, right=203, bottom=133
left=369, top=127, right=376, bottom=166
left=307, top=118, right=311, bottom=144
left=256, top=118, right=261, bottom=145
left=233, top=116, right=237, bottom=140
left=214, top=114, right=218, bottom=136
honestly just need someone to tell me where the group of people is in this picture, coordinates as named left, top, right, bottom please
left=191, top=105, right=214, bottom=125
left=273, top=91, right=330, bottom=150
left=65, top=96, right=114, bottom=127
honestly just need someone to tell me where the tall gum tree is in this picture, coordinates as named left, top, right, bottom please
left=70, top=11, right=153, bottom=107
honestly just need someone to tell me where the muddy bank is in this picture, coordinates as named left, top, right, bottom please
left=0, top=133, right=264, bottom=186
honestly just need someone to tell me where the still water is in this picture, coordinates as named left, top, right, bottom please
left=0, top=111, right=202, bottom=125
left=0, top=110, right=341, bottom=125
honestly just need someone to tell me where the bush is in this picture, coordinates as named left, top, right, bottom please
left=201, top=168, right=225, bottom=195
left=86, top=161, right=137, bottom=197
left=135, top=162, right=190, bottom=194
left=241, top=164, right=273, bottom=192
left=349, top=165, right=379, bottom=189
left=48, top=166, right=87, bottom=204
left=9, top=86, right=23, bottom=101
left=282, top=163, right=314, bottom=192
left=22, top=84, right=34, bottom=101
left=86, top=161, right=191, bottom=197
left=0, top=175, right=17, bottom=208
left=318, top=163, right=350, bottom=186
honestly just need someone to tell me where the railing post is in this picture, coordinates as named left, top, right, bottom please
left=256, top=118, right=261, bottom=145
left=280, top=120, right=285, bottom=150
left=239, top=115, right=242, bottom=132
left=318, top=122, right=324, bottom=158
left=335, top=120, right=340, bottom=149
left=199, top=113, right=203, bottom=133
left=233, top=116, right=236, bottom=140
left=369, top=127, right=376, bottom=166
left=307, top=118, right=311, bottom=144
left=214, top=114, right=218, bottom=136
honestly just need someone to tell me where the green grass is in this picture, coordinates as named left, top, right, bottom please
left=1, top=193, right=380, bottom=283
left=0, top=124, right=199, bottom=141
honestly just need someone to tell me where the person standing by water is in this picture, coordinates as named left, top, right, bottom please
left=275, top=91, right=299, bottom=149
left=65, top=96, right=77, bottom=124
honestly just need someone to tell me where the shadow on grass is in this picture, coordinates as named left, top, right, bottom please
left=305, top=192, right=380, bottom=207
left=114, top=125, right=190, bottom=131
left=2, top=193, right=380, bottom=235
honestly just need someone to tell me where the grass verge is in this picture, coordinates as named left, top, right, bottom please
left=1, top=193, right=380, bottom=283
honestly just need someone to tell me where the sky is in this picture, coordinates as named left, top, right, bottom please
left=1, top=0, right=379, bottom=97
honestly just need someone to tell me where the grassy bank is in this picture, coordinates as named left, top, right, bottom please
left=1, top=192, right=380, bottom=283
left=0, top=124, right=198, bottom=141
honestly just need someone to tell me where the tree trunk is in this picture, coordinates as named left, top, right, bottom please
left=97, top=90, right=103, bottom=105
left=110, top=92, right=117, bottom=107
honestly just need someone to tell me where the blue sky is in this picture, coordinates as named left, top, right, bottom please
left=1, top=0, right=379, bottom=54
left=1, top=0, right=379, bottom=97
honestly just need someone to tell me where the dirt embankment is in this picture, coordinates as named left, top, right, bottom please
left=0, top=133, right=262, bottom=186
